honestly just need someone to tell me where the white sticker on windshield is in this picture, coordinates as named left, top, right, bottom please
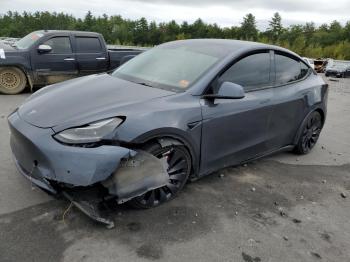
left=0, top=49, right=5, bottom=59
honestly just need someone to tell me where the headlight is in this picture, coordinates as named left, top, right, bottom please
left=54, top=117, right=124, bottom=144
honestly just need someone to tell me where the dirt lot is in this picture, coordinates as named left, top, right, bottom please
left=0, top=75, right=349, bottom=262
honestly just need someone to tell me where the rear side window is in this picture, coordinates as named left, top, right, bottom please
left=275, top=54, right=309, bottom=85
left=43, top=37, right=72, bottom=54
left=219, top=52, right=271, bottom=91
left=75, top=37, right=102, bottom=52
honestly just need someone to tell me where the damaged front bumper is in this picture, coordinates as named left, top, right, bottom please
left=8, top=112, right=169, bottom=226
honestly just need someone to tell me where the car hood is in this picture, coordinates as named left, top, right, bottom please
left=18, top=74, right=176, bottom=128
left=0, top=41, right=16, bottom=52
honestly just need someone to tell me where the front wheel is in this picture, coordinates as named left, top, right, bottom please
left=0, top=67, right=27, bottom=94
left=129, top=142, right=192, bottom=209
left=294, top=111, right=323, bottom=154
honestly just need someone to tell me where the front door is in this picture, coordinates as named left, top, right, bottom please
left=200, top=51, right=274, bottom=174
left=31, top=35, right=78, bottom=85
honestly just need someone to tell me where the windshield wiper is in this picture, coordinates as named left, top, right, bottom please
left=137, top=82, right=153, bottom=87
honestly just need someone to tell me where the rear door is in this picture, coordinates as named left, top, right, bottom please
left=200, top=51, right=274, bottom=174
left=31, top=34, right=78, bottom=85
left=73, top=35, right=109, bottom=75
left=267, top=51, right=312, bottom=149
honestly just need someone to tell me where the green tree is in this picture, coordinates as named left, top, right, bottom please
left=267, top=12, right=283, bottom=43
left=240, top=13, right=258, bottom=41
left=134, top=17, right=149, bottom=45
left=0, top=11, right=349, bottom=59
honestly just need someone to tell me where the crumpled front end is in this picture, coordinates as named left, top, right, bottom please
left=8, top=111, right=134, bottom=187
left=8, top=111, right=169, bottom=226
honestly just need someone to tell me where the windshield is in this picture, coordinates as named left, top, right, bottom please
left=15, top=31, right=44, bottom=49
left=112, top=46, right=220, bottom=92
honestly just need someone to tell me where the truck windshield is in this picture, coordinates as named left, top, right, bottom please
left=15, top=32, right=44, bottom=50
left=112, top=46, right=220, bottom=92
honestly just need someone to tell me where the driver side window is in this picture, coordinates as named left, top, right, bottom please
left=219, top=52, right=271, bottom=92
left=43, top=37, right=72, bottom=54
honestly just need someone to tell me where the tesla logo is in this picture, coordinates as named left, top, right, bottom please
left=28, top=110, right=37, bottom=115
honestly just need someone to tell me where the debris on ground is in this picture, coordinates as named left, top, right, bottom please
left=242, top=252, right=261, bottom=262
left=219, top=173, right=225, bottom=178
left=320, top=232, right=331, bottom=243
left=274, top=201, right=279, bottom=206
left=283, top=236, right=289, bottom=241
left=322, top=180, right=327, bottom=184
left=234, top=211, right=238, bottom=216
left=243, top=164, right=248, bottom=167
left=310, top=252, right=322, bottom=259
left=299, top=195, right=304, bottom=200
left=248, top=238, right=260, bottom=246
left=251, top=187, right=256, bottom=192
left=292, top=218, right=302, bottom=224
left=278, top=207, right=287, bottom=217
left=340, top=192, right=347, bottom=198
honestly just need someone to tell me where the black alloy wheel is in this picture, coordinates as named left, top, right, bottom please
left=129, top=142, right=191, bottom=208
left=295, top=111, right=323, bottom=154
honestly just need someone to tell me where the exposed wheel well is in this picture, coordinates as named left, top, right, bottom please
left=315, top=108, right=325, bottom=127
left=131, top=135, right=197, bottom=179
left=294, top=108, right=325, bottom=145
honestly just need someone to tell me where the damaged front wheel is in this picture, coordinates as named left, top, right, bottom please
left=129, top=142, right=191, bottom=209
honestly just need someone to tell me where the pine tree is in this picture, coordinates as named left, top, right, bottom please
left=240, top=13, right=258, bottom=41
left=268, top=12, right=283, bottom=43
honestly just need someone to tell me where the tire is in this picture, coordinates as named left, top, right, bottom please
left=294, top=111, right=322, bottom=155
left=0, top=67, right=27, bottom=94
left=129, top=142, right=192, bottom=209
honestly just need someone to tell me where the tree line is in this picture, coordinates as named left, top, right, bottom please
left=1, top=11, right=350, bottom=59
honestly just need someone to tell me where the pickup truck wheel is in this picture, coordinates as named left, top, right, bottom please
left=0, top=67, right=27, bottom=94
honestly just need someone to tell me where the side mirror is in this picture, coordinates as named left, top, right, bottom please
left=37, top=44, right=52, bottom=54
left=203, top=82, right=245, bottom=100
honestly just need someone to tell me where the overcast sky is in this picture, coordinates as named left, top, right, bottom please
left=1, top=0, right=349, bottom=29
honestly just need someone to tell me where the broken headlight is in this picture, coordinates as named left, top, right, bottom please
left=54, top=117, right=124, bottom=144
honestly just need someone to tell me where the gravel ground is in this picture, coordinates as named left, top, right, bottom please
left=0, top=74, right=349, bottom=262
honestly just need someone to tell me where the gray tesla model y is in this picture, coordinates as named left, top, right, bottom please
left=8, top=39, right=328, bottom=225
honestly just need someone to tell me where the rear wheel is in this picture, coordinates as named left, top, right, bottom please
left=129, top=142, right=191, bottom=209
left=0, top=67, right=27, bottom=94
left=294, top=111, right=322, bottom=154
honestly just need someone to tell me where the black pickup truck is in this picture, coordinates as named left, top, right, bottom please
left=0, top=30, right=144, bottom=94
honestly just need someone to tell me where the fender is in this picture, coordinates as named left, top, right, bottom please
left=16, top=65, right=34, bottom=92
left=293, top=107, right=325, bottom=145
left=129, top=127, right=201, bottom=177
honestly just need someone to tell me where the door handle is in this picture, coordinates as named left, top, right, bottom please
left=64, top=58, right=75, bottom=61
left=96, top=57, right=106, bottom=60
